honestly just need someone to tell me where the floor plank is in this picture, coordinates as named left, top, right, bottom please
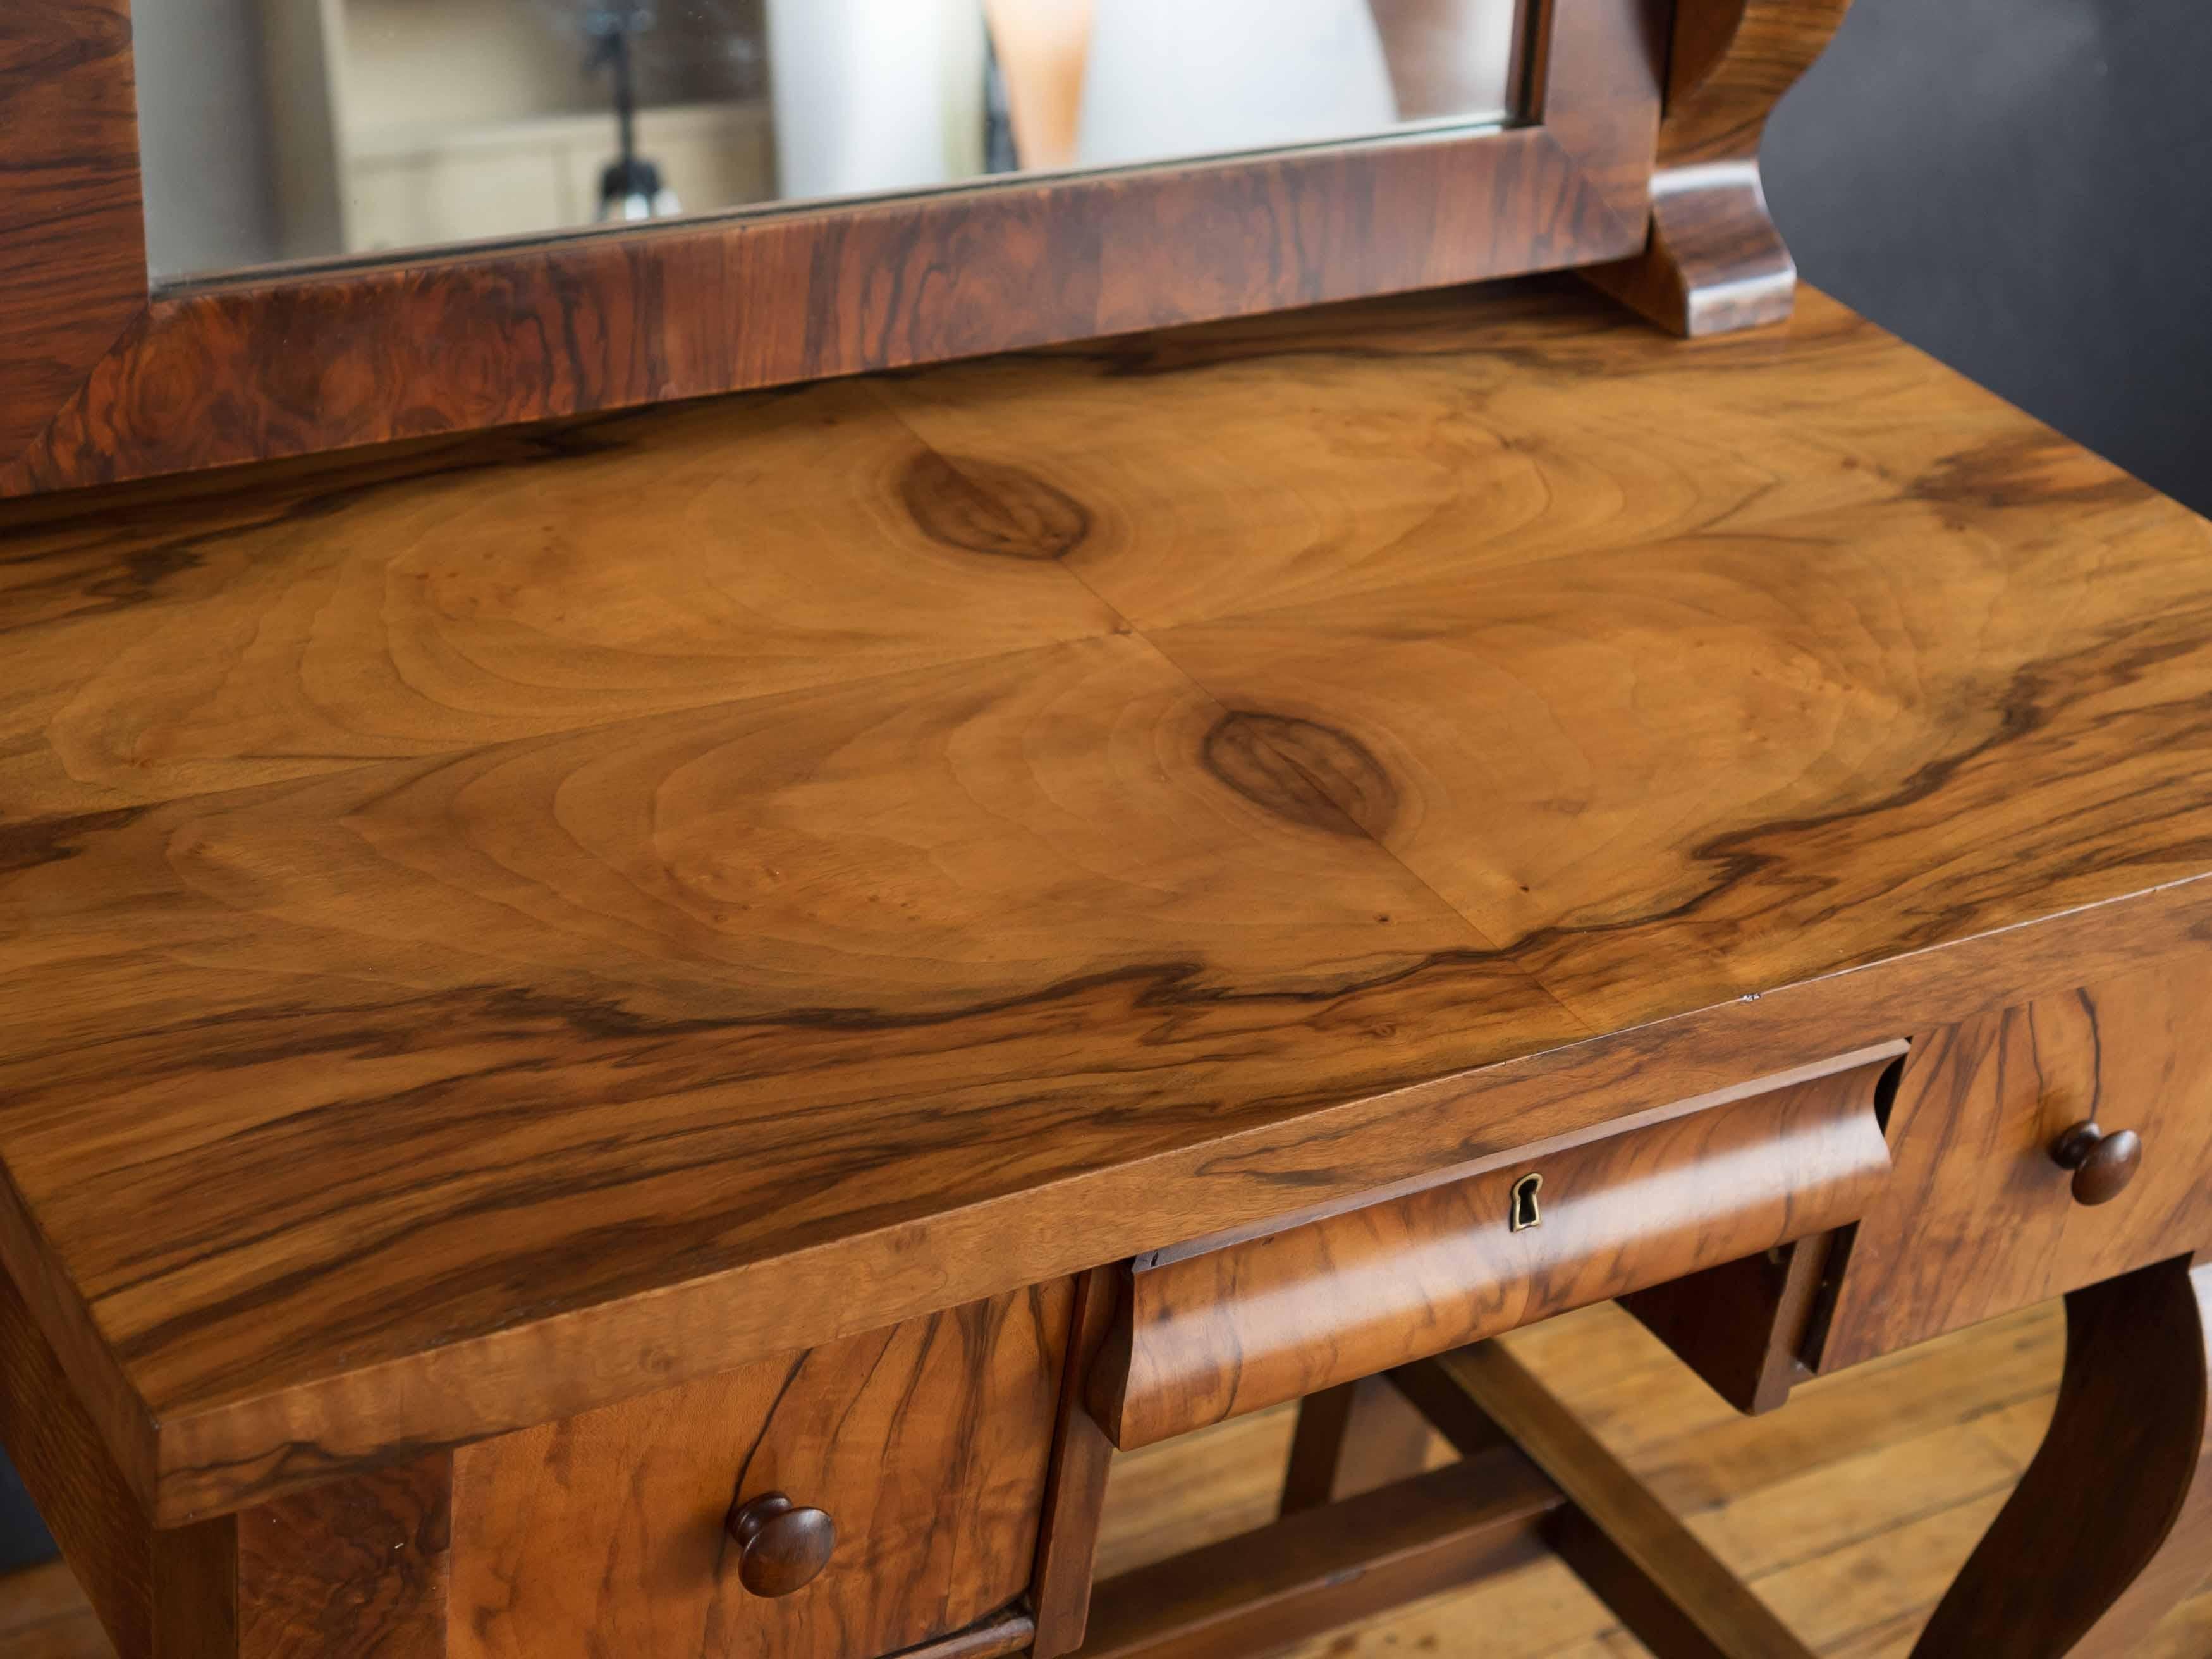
left=1094, top=1299, right=2212, bottom=1659
left=7, top=1297, right=2211, bottom=1658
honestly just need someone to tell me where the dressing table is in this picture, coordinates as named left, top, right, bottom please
left=3, top=3, right=2209, bottom=1657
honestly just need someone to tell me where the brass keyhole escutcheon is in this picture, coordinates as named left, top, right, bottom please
left=1510, top=1172, right=1543, bottom=1232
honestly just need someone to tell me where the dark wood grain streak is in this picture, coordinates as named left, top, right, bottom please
left=901, top=455, right=1091, bottom=562
left=235, top=1457, right=449, bottom=1659
left=1818, top=958, right=2212, bottom=1371
left=1091, top=1058, right=1893, bottom=1448
left=1911, top=1255, right=2212, bottom=1656
left=448, top=1287, right=1067, bottom=1659
left=0, top=0, right=145, bottom=466
left=0, top=0, right=1663, bottom=496
left=1586, top=0, right=1852, bottom=334
left=3, top=284, right=2212, bottom=1525
left=0, top=1263, right=457, bottom=1659
left=1202, top=713, right=1399, bottom=838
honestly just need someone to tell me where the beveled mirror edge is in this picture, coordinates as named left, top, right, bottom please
left=0, top=0, right=1844, bottom=500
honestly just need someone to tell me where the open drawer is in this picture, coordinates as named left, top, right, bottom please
left=1088, top=1045, right=1904, bottom=1449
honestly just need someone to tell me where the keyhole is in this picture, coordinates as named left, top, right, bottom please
left=1510, top=1172, right=1543, bottom=1233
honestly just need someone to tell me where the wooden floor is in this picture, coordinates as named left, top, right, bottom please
left=1091, top=1301, right=2212, bottom=1659
left=5, top=1301, right=2209, bottom=1658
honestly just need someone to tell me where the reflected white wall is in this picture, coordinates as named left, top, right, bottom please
left=135, top=0, right=281, bottom=277
left=764, top=0, right=989, bottom=201
left=1077, top=0, right=1397, bottom=169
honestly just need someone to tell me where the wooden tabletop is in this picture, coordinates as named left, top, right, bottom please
left=4, top=279, right=2211, bottom=1524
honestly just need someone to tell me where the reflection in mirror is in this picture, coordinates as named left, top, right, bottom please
left=136, top=0, right=1527, bottom=283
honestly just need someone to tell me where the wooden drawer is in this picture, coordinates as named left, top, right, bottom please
left=1088, top=1048, right=1900, bottom=1449
left=1814, top=956, right=2212, bottom=1371
left=449, top=1285, right=1072, bottom=1659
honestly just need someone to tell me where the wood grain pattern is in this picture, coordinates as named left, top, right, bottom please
left=0, top=0, right=1663, bottom=496
left=0, top=0, right=145, bottom=466
left=21, top=1297, right=2212, bottom=1659
left=1092, top=1060, right=1893, bottom=1448
left=1586, top=0, right=1852, bottom=334
left=0, top=1262, right=451, bottom=1659
left=0, top=1268, right=148, bottom=1658
left=1818, top=958, right=2212, bottom=1371
left=448, top=1285, right=1068, bottom=1659
left=3, top=282, right=2212, bottom=1523
left=235, top=1458, right=449, bottom=1659
left=0, top=379, right=1123, bottom=819
left=1911, top=1255, right=2212, bottom=1656
left=1031, top=1270, right=1123, bottom=1659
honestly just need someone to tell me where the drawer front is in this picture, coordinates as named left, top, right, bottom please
left=450, top=1284, right=1072, bottom=1659
left=1818, top=957, right=2212, bottom=1372
left=1090, top=1050, right=1898, bottom=1449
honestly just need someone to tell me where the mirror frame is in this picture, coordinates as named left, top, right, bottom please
left=0, top=0, right=1839, bottom=498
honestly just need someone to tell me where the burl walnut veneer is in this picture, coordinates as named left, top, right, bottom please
left=4, top=271, right=2212, bottom=1659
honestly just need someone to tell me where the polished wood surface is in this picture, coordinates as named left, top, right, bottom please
left=448, top=1286, right=1068, bottom=1659
left=1094, top=1059, right=1894, bottom=1448
left=1912, top=1256, right=2212, bottom=1656
left=1819, top=959, right=2212, bottom=1371
left=1032, top=1270, right=1124, bottom=1659
left=0, top=0, right=144, bottom=470
left=2052, top=1120, right=2145, bottom=1207
left=4, top=278, right=2212, bottom=1524
left=724, top=1497, right=838, bottom=1601
left=0, top=0, right=1665, bottom=497
left=1587, top=0, right=1850, bottom=334
left=18, top=1297, right=2212, bottom=1659
left=234, top=1457, right=451, bottom=1659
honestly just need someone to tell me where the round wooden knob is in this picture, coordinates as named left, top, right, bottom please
left=726, top=1492, right=836, bottom=1598
left=2050, top=1121, right=2142, bottom=1206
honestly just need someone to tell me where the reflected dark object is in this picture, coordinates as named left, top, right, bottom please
left=133, top=0, right=1521, bottom=278
left=587, top=5, right=683, bottom=221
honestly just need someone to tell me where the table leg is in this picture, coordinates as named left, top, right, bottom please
left=1913, top=1254, right=2212, bottom=1656
left=1279, top=1376, right=1443, bottom=1515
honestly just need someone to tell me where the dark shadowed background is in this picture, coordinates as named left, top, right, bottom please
left=1769, top=0, right=2212, bottom=513
left=1, top=0, right=2205, bottom=1577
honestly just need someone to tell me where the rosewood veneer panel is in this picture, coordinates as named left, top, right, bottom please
left=1, top=283, right=2211, bottom=1522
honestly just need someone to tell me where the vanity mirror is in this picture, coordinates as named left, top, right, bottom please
left=138, top=0, right=1525, bottom=278
left=0, top=0, right=1837, bottom=498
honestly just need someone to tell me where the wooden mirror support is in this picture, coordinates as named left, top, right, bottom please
left=1587, top=0, right=1848, bottom=335
left=0, top=0, right=1846, bottom=498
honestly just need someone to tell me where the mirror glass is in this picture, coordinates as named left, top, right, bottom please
left=137, top=0, right=1528, bottom=283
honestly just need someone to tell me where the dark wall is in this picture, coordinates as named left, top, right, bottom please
left=0, top=1458, right=51, bottom=1572
left=1765, top=0, right=2212, bottom=515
